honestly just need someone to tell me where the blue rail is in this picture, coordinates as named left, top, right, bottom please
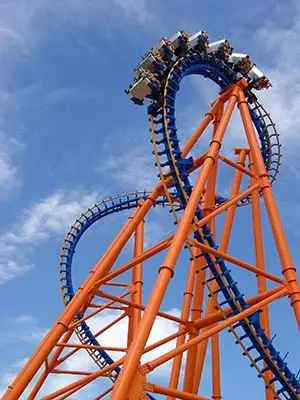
left=59, top=191, right=168, bottom=384
left=58, top=53, right=296, bottom=398
left=149, top=51, right=299, bottom=398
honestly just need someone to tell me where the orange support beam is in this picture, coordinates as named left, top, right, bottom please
left=110, top=87, right=239, bottom=399
left=168, top=247, right=199, bottom=398
left=128, top=214, right=144, bottom=345
left=249, top=154, right=274, bottom=400
left=237, top=89, right=300, bottom=327
left=143, top=286, right=287, bottom=373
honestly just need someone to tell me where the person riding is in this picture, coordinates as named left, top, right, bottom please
left=235, top=55, right=252, bottom=76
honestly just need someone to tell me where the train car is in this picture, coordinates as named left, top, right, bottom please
left=188, top=30, right=209, bottom=51
left=169, top=31, right=188, bottom=50
left=153, top=38, right=174, bottom=59
left=133, top=51, right=165, bottom=81
left=208, top=39, right=232, bottom=60
left=228, top=52, right=248, bottom=65
left=228, top=53, right=252, bottom=76
left=127, top=76, right=152, bottom=104
left=207, top=39, right=226, bottom=54
left=248, top=65, right=264, bottom=81
left=168, top=30, right=189, bottom=57
left=248, top=65, right=271, bottom=90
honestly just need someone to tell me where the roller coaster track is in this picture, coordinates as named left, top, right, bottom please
left=150, top=51, right=299, bottom=398
left=59, top=192, right=168, bottom=386
left=58, top=51, right=299, bottom=398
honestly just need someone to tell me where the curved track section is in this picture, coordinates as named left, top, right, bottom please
left=149, top=52, right=281, bottom=206
left=59, top=191, right=168, bottom=384
left=149, top=51, right=299, bottom=398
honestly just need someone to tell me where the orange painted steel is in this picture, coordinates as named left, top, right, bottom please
left=191, top=105, right=224, bottom=398
left=143, top=286, right=288, bottom=373
left=168, top=248, right=199, bottom=398
left=192, top=149, right=247, bottom=396
left=95, top=289, right=188, bottom=325
left=238, top=88, right=300, bottom=328
left=183, top=253, right=206, bottom=394
left=192, top=286, right=287, bottom=330
left=148, top=382, right=212, bottom=400
left=188, top=239, right=284, bottom=284
left=205, top=104, right=223, bottom=400
left=250, top=154, right=274, bottom=400
left=110, top=87, right=239, bottom=399
left=128, top=215, right=144, bottom=345
left=3, top=80, right=300, bottom=400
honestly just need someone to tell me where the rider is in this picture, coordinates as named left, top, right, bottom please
left=235, top=55, right=252, bottom=76
left=174, top=31, right=190, bottom=57
left=216, top=39, right=232, bottom=61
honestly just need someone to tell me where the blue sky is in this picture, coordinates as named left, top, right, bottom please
left=0, top=0, right=299, bottom=398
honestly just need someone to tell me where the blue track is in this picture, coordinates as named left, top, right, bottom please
left=59, top=192, right=168, bottom=386
left=149, top=50, right=299, bottom=398
left=59, top=53, right=298, bottom=398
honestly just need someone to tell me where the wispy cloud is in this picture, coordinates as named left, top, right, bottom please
left=96, top=142, right=158, bottom=191
left=5, top=83, right=101, bottom=111
left=256, top=1, right=300, bottom=149
left=0, top=131, right=24, bottom=193
left=0, top=0, right=153, bottom=58
left=0, top=190, right=99, bottom=283
left=0, top=315, right=48, bottom=346
left=0, top=0, right=154, bottom=196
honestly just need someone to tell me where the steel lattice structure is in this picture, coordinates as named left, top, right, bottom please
left=3, top=30, right=300, bottom=400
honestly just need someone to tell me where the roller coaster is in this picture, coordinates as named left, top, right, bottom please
left=3, top=30, right=300, bottom=399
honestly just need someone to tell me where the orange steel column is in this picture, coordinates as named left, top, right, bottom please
left=211, top=149, right=247, bottom=398
left=132, top=212, right=144, bottom=335
left=144, top=287, right=287, bottom=373
left=249, top=155, right=273, bottom=400
left=128, top=213, right=144, bottom=345
left=183, top=253, right=206, bottom=393
left=193, top=150, right=246, bottom=399
left=202, top=103, right=224, bottom=228
left=237, top=88, right=300, bottom=327
left=219, top=148, right=248, bottom=251
left=192, top=113, right=245, bottom=396
left=200, top=104, right=223, bottom=399
left=169, top=98, right=222, bottom=394
left=110, top=86, right=240, bottom=399
left=167, top=247, right=199, bottom=399
left=2, top=189, right=160, bottom=400
left=192, top=300, right=216, bottom=393
left=181, top=85, right=234, bottom=159
left=192, top=148, right=247, bottom=394
left=206, top=103, right=223, bottom=400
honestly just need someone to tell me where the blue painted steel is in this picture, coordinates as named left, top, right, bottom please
left=149, top=51, right=299, bottom=397
left=59, top=51, right=294, bottom=396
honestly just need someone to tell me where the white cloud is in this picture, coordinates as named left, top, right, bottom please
left=0, top=307, right=182, bottom=398
left=0, top=131, right=24, bottom=193
left=0, top=190, right=100, bottom=283
left=7, top=84, right=101, bottom=111
left=0, top=0, right=154, bottom=195
left=17, top=191, right=99, bottom=242
left=112, top=0, right=151, bottom=23
left=256, top=1, right=300, bottom=149
left=97, top=147, right=158, bottom=191
left=0, top=0, right=152, bottom=58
